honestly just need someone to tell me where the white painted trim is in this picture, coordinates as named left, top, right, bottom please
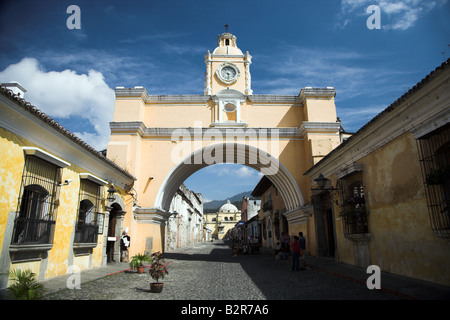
left=411, top=107, right=450, bottom=139
left=23, top=147, right=70, bottom=168
left=133, top=207, right=171, bottom=225
left=79, top=173, right=108, bottom=186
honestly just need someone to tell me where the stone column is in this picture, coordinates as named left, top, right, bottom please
left=113, top=210, right=126, bottom=263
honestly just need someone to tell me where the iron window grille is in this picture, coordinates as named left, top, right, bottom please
left=416, top=123, right=450, bottom=240
left=75, top=179, right=102, bottom=244
left=12, top=156, right=61, bottom=245
left=338, top=172, right=369, bottom=236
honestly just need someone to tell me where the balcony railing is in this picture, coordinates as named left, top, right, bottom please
left=342, top=208, right=369, bottom=235
left=74, top=222, right=99, bottom=244
left=263, top=200, right=272, bottom=212
left=11, top=217, right=55, bottom=245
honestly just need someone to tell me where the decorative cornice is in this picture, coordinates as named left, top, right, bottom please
left=283, top=205, right=312, bottom=225
left=336, top=163, right=364, bottom=179
left=210, top=122, right=248, bottom=128
left=115, top=87, right=211, bottom=104
left=299, top=87, right=336, bottom=101
left=298, top=121, right=341, bottom=138
left=248, top=95, right=301, bottom=104
left=410, top=106, right=450, bottom=139
left=133, top=207, right=171, bottom=225
left=115, top=87, right=337, bottom=106
left=115, top=87, right=308, bottom=106
left=110, top=121, right=303, bottom=140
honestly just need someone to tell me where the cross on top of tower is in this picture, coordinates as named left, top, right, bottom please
left=224, top=24, right=229, bottom=32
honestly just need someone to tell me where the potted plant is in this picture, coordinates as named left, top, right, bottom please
left=129, top=252, right=152, bottom=274
left=149, top=251, right=169, bottom=293
left=7, top=269, right=46, bottom=300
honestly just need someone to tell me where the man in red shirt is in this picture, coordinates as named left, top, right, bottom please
left=290, top=236, right=301, bottom=271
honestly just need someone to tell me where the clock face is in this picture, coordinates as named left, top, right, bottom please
left=216, top=63, right=240, bottom=84
left=221, top=66, right=237, bottom=81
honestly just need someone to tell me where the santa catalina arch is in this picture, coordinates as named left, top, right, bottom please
left=107, top=31, right=341, bottom=256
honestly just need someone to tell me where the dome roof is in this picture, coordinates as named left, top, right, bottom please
left=219, top=199, right=238, bottom=212
left=212, top=46, right=243, bottom=55
left=212, top=32, right=243, bottom=56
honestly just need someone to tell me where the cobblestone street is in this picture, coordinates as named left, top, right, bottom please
left=43, top=240, right=400, bottom=300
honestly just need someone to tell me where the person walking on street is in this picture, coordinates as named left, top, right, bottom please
left=290, top=236, right=301, bottom=271
left=299, top=232, right=306, bottom=270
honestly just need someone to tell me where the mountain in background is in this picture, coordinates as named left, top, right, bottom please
left=203, top=191, right=259, bottom=213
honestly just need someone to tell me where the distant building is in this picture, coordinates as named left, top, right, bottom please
left=251, top=176, right=290, bottom=250
left=204, top=200, right=241, bottom=239
left=166, top=184, right=204, bottom=250
left=241, top=197, right=261, bottom=242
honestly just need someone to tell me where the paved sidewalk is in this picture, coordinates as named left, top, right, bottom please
left=1, top=241, right=449, bottom=300
left=306, top=256, right=450, bottom=300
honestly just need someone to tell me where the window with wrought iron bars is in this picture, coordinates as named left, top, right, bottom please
left=12, top=156, right=61, bottom=245
left=416, top=123, right=450, bottom=240
left=75, top=179, right=101, bottom=244
left=337, top=172, right=368, bottom=236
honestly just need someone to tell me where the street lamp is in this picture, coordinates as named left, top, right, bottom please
left=107, top=184, right=117, bottom=202
left=312, top=173, right=339, bottom=204
left=314, top=173, right=329, bottom=190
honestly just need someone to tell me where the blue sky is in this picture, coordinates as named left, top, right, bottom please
left=0, top=0, right=449, bottom=201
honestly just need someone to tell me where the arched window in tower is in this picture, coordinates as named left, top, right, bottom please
left=225, top=39, right=230, bottom=46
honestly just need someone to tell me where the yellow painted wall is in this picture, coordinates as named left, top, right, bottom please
left=332, top=133, right=450, bottom=285
left=0, top=128, right=25, bottom=257
left=0, top=126, right=128, bottom=284
left=303, top=99, right=337, bottom=122
left=132, top=222, right=164, bottom=255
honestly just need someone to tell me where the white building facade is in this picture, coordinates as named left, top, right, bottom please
left=166, top=184, right=204, bottom=250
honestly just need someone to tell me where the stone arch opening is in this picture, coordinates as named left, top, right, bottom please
left=155, top=143, right=304, bottom=215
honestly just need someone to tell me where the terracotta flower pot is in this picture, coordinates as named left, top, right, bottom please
left=150, top=282, right=164, bottom=293
left=137, top=265, right=145, bottom=274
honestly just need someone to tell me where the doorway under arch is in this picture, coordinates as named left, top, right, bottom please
left=106, top=203, right=125, bottom=264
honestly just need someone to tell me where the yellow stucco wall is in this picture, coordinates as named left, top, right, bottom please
left=0, top=128, right=25, bottom=256
left=0, top=126, right=128, bottom=284
left=332, top=132, right=450, bottom=285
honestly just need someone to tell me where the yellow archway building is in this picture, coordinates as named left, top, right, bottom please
left=106, top=31, right=342, bottom=256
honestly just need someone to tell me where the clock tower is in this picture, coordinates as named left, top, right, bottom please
left=204, top=31, right=252, bottom=96
left=205, top=30, right=252, bottom=126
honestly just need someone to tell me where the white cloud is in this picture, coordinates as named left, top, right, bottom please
left=236, top=166, right=255, bottom=178
left=259, top=45, right=405, bottom=97
left=338, top=0, right=448, bottom=30
left=205, top=163, right=261, bottom=178
left=0, top=57, right=114, bottom=150
left=254, top=44, right=414, bottom=132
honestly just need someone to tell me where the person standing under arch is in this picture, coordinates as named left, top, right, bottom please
left=299, top=232, right=306, bottom=270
